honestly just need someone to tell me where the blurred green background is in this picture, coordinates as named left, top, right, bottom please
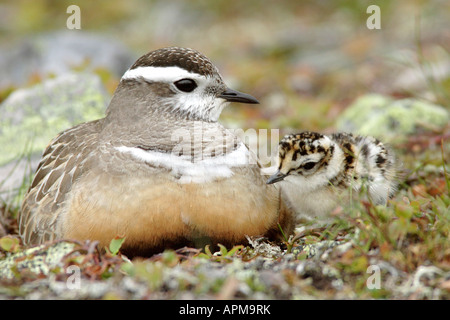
left=1, top=0, right=448, bottom=131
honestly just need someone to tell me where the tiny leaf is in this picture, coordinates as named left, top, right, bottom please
left=204, top=244, right=212, bottom=257
left=218, top=244, right=228, bottom=256
left=0, top=236, right=19, bottom=252
left=109, top=236, right=126, bottom=255
left=227, top=245, right=244, bottom=257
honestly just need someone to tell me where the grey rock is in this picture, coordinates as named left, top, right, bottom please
left=0, top=72, right=110, bottom=203
left=336, top=94, right=449, bottom=142
left=0, top=241, right=76, bottom=279
left=0, top=30, right=136, bottom=89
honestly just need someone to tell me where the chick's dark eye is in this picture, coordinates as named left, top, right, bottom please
left=303, top=162, right=317, bottom=170
left=174, top=79, right=197, bottom=92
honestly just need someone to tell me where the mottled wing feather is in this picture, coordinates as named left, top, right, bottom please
left=19, top=120, right=101, bottom=245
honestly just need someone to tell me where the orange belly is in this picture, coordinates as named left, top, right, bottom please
left=61, top=170, right=282, bottom=255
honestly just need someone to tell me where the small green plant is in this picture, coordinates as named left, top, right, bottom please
left=196, top=244, right=244, bottom=262
left=107, top=236, right=126, bottom=256
left=0, top=235, right=21, bottom=253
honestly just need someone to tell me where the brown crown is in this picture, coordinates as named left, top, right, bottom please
left=130, top=47, right=219, bottom=77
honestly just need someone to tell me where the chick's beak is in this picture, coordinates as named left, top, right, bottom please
left=219, top=88, right=259, bottom=104
left=266, top=171, right=288, bottom=184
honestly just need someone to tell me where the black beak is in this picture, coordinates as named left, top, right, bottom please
left=266, top=171, right=287, bottom=184
left=219, top=88, right=259, bottom=104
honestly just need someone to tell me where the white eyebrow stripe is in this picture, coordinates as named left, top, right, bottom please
left=121, top=66, right=205, bottom=83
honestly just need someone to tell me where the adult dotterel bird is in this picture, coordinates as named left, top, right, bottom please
left=19, top=47, right=294, bottom=256
left=266, top=131, right=399, bottom=220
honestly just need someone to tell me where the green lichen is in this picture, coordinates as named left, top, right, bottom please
left=0, top=241, right=76, bottom=279
left=0, top=73, right=109, bottom=166
left=336, top=94, right=449, bottom=142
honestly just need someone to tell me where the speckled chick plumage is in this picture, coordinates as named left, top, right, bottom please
left=267, top=131, right=399, bottom=220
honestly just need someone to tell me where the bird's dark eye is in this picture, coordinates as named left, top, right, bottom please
left=303, top=161, right=317, bottom=170
left=174, top=79, right=197, bottom=92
